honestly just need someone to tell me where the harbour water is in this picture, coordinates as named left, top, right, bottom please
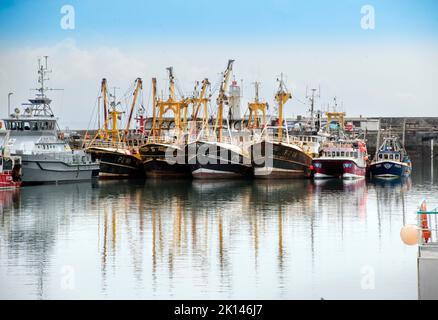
left=0, top=159, right=437, bottom=300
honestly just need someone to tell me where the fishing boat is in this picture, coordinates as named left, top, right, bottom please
left=188, top=60, right=253, bottom=179
left=250, top=75, right=313, bottom=179
left=0, top=122, right=22, bottom=189
left=141, top=138, right=190, bottom=178
left=3, top=57, right=99, bottom=184
left=369, top=135, right=411, bottom=179
left=86, top=78, right=145, bottom=178
left=139, top=68, right=193, bottom=178
left=312, top=138, right=368, bottom=179
left=188, top=133, right=253, bottom=179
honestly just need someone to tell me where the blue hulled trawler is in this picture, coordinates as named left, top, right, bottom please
left=369, top=135, right=412, bottom=179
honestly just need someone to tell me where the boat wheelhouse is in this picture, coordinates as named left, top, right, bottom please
left=292, top=133, right=326, bottom=158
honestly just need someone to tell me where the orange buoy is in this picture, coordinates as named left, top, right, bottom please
left=420, top=200, right=431, bottom=243
left=400, top=224, right=420, bottom=245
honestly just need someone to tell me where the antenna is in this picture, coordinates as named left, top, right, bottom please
left=34, top=56, right=53, bottom=97
left=252, top=81, right=260, bottom=102
left=331, top=96, right=338, bottom=112
left=306, top=86, right=321, bottom=131
left=109, top=86, right=120, bottom=109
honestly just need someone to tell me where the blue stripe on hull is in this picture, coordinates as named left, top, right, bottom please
left=370, top=161, right=411, bottom=178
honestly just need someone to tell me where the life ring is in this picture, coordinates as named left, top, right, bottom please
left=420, top=200, right=431, bottom=243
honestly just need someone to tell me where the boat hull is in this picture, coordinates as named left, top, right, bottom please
left=143, top=160, right=191, bottom=178
left=0, top=172, right=21, bottom=189
left=20, top=159, right=99, bottom=184
left=251, top=140, right=312, bottom=179
left=369, top=161, right=411, bottom=178
left=312, top=159, right=366, bottom=179
left=140, top=143, right=191, bottom=178
left=88, top=149, right=144, bottom=178
left=188, top=141, right=253, bottom=179
left=190, top=163, right=253, bottom=179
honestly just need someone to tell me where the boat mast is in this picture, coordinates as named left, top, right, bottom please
left=191, top=79, right=210, bottom=121
left=37, top=56, right=49, bottom=98
left=123, top=78, right=143, bottom=141
left=108, top=108, right=123, bottom=145
left=101, top=78, right=109, bottom=137
left=189, top=78, right=210, bottom=137
left=107, top=82, right=123, bottom=144
left=214, top=59, right=234, bottom=142
left=26, top=56, right=62, bottom=117
left=275, top=74, right=292, bottom=143
left=151, top=78, right=158, bottom=141
left=306, top=87, right=320, bottom=131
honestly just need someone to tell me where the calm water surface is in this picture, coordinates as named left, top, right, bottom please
left=0, top=160, right=437, bottom=299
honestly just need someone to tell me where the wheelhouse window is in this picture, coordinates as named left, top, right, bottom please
left=3, top=158, right=12, bottom=171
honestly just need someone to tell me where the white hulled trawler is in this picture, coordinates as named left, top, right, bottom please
left=3, top=57, right=99, bottom=184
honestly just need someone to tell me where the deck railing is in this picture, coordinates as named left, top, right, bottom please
left=30, top=151, right=95, bottom=165
left=87, top=140, right=129, bottom=150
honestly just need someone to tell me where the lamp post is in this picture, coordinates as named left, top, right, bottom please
left=432, top=139, right=434, bottom=182
left=8, top=92, right=13, bottom=116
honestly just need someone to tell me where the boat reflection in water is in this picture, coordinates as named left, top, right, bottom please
left=312, top=178, right=368, bottom=220
left=0, top=189, right=20, bottom=214
left=0, top=175, right=423, bottom=299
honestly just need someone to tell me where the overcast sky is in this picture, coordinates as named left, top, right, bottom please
left=0, top=0, right=437, bottom=129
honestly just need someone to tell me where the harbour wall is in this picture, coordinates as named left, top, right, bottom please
left=356, top=117, right=438, bottom=160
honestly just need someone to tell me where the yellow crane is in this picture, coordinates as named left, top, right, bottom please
left=247, top=81, right=267, bottom=129
left=213, top=59, right=234, bottom=142
left=152, top=67, right=190, bottom=141
left=93, top=78, right=124, bottom=145
left=90, top=78, right=143, bottom=147
left=326, top=111, right=346, bottom=130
